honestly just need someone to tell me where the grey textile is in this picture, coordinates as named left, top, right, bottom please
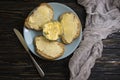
left=69, top=0, right=120, bottom=80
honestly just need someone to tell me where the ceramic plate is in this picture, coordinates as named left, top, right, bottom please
left=23, top=2, right=82, bottom=60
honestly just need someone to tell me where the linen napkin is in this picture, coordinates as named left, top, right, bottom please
left=69, top=0, right=120, bottom=80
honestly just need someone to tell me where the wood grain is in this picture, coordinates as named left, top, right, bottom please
left=0, top=1, right=120, bottom=80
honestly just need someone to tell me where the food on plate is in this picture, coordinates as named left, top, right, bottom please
left=34, top=36, right=64, bottom=60
left=43, top=21, right=63, bottom=40
left=25, top=3, right=54, bottom=30
left=59, top=12, right=81, bottom=44
left=24, top=3, right=82, bottom=60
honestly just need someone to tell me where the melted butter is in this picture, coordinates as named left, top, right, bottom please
left=36, top=37, right=63, bottom=58
left=43, top=21, right=62, bottom=40
left=28, top=5, right=53, bottom=30
left=61, top=13, right=79, bottom=43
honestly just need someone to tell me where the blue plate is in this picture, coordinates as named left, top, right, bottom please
left=23, top=2, right=82, bottom=60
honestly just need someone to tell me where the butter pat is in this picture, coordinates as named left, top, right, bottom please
left=43, top=21, right=63, bottom=40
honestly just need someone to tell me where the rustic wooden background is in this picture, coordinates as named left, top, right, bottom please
left=0, top=0, right=120, bottom=80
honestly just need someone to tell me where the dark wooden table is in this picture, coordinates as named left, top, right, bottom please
left=0, top=0, right=120, bottom=80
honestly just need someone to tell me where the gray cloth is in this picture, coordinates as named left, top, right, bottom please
left=69, top=0, right=120, bottom=80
